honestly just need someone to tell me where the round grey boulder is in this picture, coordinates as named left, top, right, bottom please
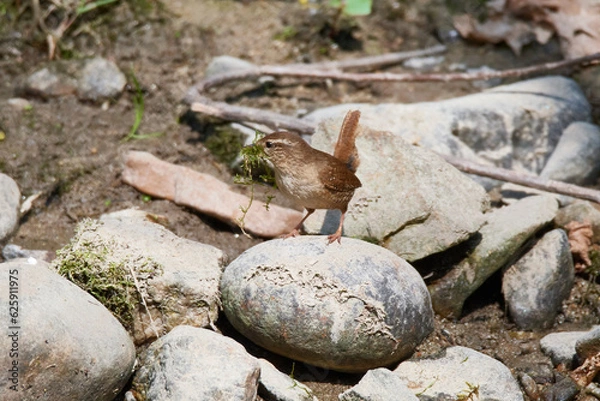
left=0, top=258, right=135, bottom=401
left=221, top=236, right=434, bottom=373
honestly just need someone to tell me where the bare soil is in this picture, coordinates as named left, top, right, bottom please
left=1, top=1, right=599, bottom=400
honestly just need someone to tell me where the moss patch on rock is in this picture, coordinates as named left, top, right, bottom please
left=52, top=218, right=163, bottom=330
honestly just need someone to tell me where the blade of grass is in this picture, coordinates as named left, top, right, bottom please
left=122, top=71, right=164, bottom=142
left=77, top=0, right=120, bottom=16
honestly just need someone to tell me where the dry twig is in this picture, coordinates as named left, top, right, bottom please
left=189, top=52, right=600, bottom=95
left=442, top=155, right=600, bottom=204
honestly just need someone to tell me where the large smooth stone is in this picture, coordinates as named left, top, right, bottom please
left=0, top=258, right=135, bottom=401
left=221, top=236, right=434, bottom=373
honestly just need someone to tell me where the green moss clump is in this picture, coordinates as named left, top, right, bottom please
left=52, top=218, right=163, bottom=329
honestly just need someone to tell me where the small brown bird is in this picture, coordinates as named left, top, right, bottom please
left=257, top=110, right=362, bottom=243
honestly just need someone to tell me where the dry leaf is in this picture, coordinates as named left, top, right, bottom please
left=453, top=13, right=539, bottom=55
left=565, top=220, right=594, bottom=271
left=454, top=0, right=600, bottom=59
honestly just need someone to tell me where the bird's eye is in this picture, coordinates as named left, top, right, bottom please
left=265, top=141, right=273, bottom=148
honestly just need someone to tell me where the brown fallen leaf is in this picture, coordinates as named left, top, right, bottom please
left=453, top=13, right=545, bottom=55
left=570, top=350, right=600, bottom=388
left=454, top=0, right=600, bottom=59
left=565, top=220, right=594, bottom=271
left=121, top=150, right=303, bottom=238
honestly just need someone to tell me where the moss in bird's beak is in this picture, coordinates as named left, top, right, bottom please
left=233, top=131, right=276, bottom=236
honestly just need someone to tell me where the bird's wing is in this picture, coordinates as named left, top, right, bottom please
left=318, top=161, right=362, bottom=193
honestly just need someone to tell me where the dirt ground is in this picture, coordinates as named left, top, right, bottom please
left=1, top=1, right=600, bottom=400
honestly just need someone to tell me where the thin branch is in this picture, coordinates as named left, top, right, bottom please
left=442, top=155, right=600, bottom=204
left=290, top=44, right=447, bottom=71
left=188, top=95, right=315, bottom=134
left=190, top=45, right=446, bottom=95
left=188, top=97, right=600, bottom=204
left=190, top=52, right=600, bottom=95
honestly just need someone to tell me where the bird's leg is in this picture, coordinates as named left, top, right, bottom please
left=282, top=208, right=315, bottom=239
left=327, top=210, right=347, bottom=244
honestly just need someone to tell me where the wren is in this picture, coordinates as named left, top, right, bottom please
left=257, top=110, right=362, bottom=243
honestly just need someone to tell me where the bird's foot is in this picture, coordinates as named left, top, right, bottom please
left=327, top=231, right=342, bottom=244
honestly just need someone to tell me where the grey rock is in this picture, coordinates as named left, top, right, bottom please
left=575, top=326, right=600, bottom=360
left=2, top=244, right=53, bottom=262
left=556, top=201, right=600, bottom=243
left=394, top=346, right=524, bottom=401
left=305, top=76, right=590, bottom=185
left=540, top=122, right=600, bottom=185
left=258, top=358, right=317, bottom=401
left=0, top=258, right=135, bottom=401
left=24, top=66, right=77, bottom=98
left=205, top=55, right=256, bottom=78
left=502, top=229, right=574, bottom=330
left=77, top=57, right=127, bottom=102
left=306, top=124, right=489, bottom=262
left=540, top=377, right=579, bottom=401
left=339, top=368, right=418, bottom=401
left=428, top=195, right=559, bottom=318
left=133, top=325, right=260, bottom=401
left=0, top=174, right=20, bottom=245
left=518, top=372, right=540, bottom=401
left=52, top=209, right=226, bottom=344
left=540, top=330, right=595, bottom=368
left=221, top=236, right=434, bottom=373
left=6, top=98, right=31, bottom=110
left=24, top=57, right=126, bottom=102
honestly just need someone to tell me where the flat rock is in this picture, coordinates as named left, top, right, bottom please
left=122, top=150, right=302, bottom=238
left=306, top=76, right=590, bottom=179
left=541, top=330, right=594, bottom=368
left=540, top=122, right=600, bottom=185
left=0, top=258, right=135, bottom=400
left=339, top=368, right=418, bottom=401
left=0, top=174, right=20, bottom=245
left=394, top=346, right=524, bottom=401
left=306, top=125, right=489, bottom=262
left=51, top=209, right=226, bottom=344
left=502, top=229, right=574, bottom=330
left=221, top=236, right=434, bottom=373
left=133, top=326, right=260, bottom=401
left=258, top=358, right=317, bottom=401
left=428, top=195, right=559, bottom=318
